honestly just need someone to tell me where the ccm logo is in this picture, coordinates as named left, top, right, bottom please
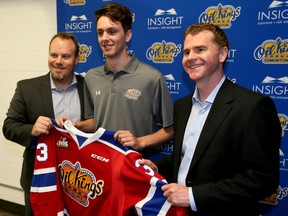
left=91, top=153, right=109, bottom=163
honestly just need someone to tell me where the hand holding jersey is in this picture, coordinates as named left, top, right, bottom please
left=30, top=120, right=187, bottom=216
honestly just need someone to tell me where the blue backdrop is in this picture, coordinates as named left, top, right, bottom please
left=57, top=0, right=288, bottom=215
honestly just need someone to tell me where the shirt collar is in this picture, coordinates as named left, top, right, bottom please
left=50, top=73, right=77, bottom=90
left=192, top=75, right=226, bottom=105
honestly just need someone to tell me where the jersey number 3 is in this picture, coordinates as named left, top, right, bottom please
left=36, top=143, right=48, bottom=162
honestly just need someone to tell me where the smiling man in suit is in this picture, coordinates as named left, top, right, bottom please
left=2, top=32, right=85, bottom=216
left=159, top=23, right=281, bottom=216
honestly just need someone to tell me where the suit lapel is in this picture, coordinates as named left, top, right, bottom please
left=189, top=79, right=234, bottom=169
left=173, top=94, right=193, bottom=180
left=38, top=73, right=54, bottom=117
left=178, top=98, right=193, bottom=143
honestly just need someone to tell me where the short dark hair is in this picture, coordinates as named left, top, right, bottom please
left=49, top=32, right=79, bottom=57
left=95, top=2, right=133, bottom=34
left=184, top=23, right=229, bottom=50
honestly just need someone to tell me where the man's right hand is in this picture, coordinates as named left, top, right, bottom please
left=31, top=116, right=53, bottom=137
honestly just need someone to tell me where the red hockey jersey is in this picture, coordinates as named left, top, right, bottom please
left=30, top=120, right=187, bottom=216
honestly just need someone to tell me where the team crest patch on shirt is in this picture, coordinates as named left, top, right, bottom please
left=58, top=161, right=104, bottom=207
left=124, top=88, right=142, bottom=100
left=57, top=136, right=69, bottom=148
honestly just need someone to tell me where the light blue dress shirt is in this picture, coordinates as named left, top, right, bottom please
left=177, top=75, right=226, bottom=211
left=50, top=75, right=81, bottom=122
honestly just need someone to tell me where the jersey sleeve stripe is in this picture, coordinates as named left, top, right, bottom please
left=135, top=177, right=171, bottom=215
left=31, top=169, right=57, bottom=190
left=33, top=167, right=56, bottom=175
left=30, top=185, right=57, bottom=193
left=158, top=200, right=171, bottom=215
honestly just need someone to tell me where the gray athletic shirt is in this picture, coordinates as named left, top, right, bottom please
left=84, top=54, right=173, bottom=136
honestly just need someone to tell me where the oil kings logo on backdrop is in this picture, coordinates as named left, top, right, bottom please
left=198, top=4, right=241, bottom=28
left=257, top=0, right=288, bottom=25
left=279, top=113, right=288, bottom=137
left=277, top=185, right=288, bottom=203
left=254, top=37, right=288, bottom=64
left=146, top=40, right=181, bottom=63
left=252, top=76, right=288, bottom=101
left=59, top=161, right=104, bottom=207
left=65, top=15, right=93, bottom=33
left=64, top=0, right=85, bottom=6
left=261, top=185, right=288, bottom=205
left=147, top=8, right=184, bottom=30
left=79, top=43, right=92, bottom=63
left=165, top=74, right=181, bottom=95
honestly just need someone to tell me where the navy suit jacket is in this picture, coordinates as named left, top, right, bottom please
left=158, top=78, right=281, bottom=216
left=2, top=72, right=85, bottom=193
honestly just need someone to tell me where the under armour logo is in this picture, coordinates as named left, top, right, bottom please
left=95, top=91, right=101, bottom=95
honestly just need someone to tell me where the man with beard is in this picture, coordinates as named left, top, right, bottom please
left=2, top=32, right=85, bottom=216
